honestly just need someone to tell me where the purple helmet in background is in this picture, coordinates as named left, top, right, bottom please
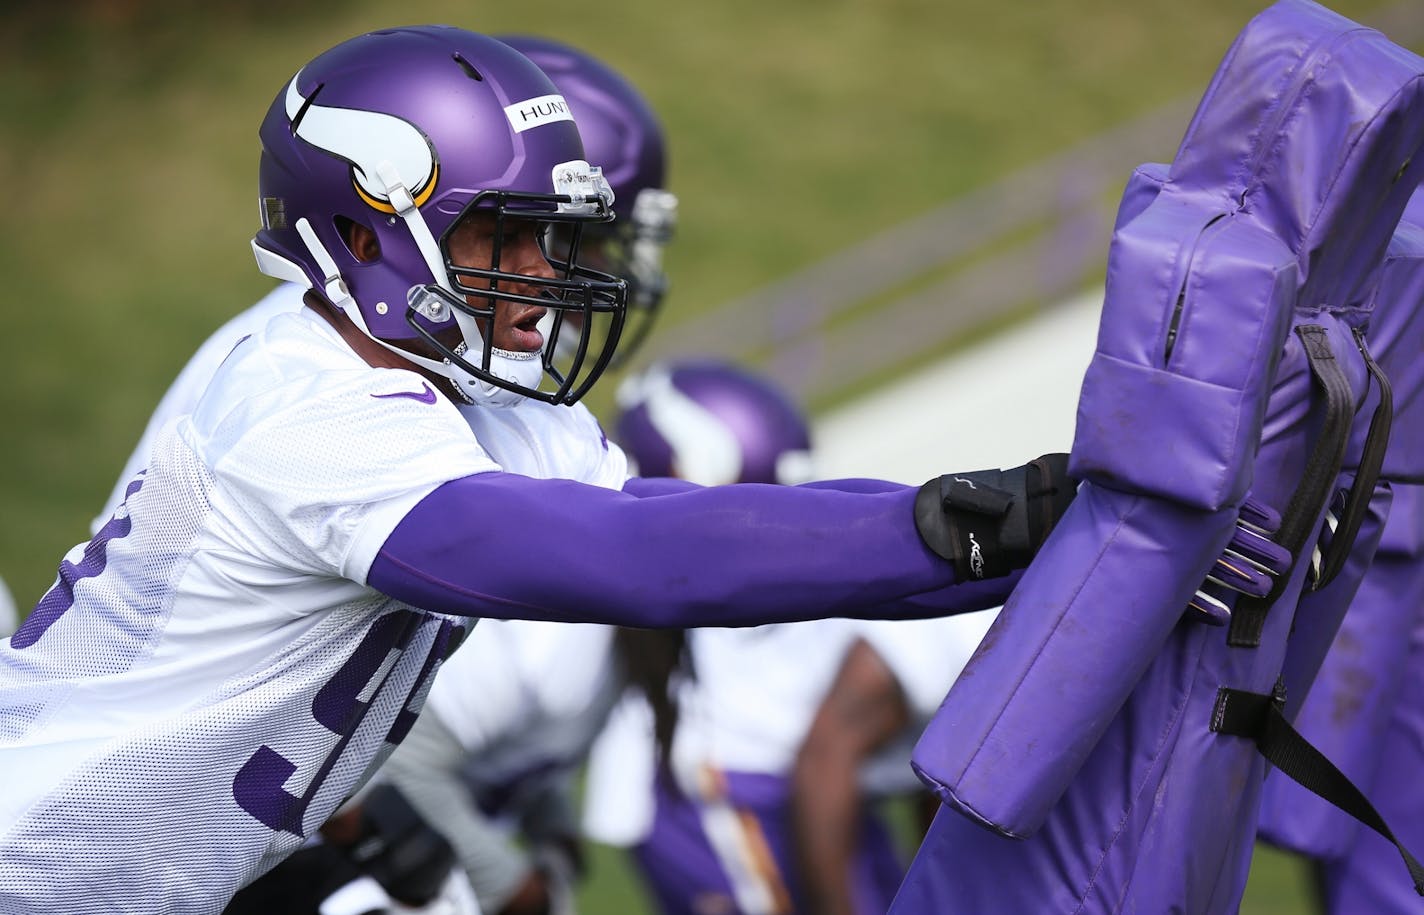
left=251, top=25, right=627, bottom=407
left=614, top=360, right=814, bottom=485
left=499, top=34, right=677, bottom=363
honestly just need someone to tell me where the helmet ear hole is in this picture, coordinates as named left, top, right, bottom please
left=335, top=216, right=381, bottom=263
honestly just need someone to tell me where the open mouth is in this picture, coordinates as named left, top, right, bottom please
left=502, top=306, right=548, bottom=353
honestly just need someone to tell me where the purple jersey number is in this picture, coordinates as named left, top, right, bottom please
left=11, top=477, right=145, bottom=649
left=233, top=610, right=461, bottom=834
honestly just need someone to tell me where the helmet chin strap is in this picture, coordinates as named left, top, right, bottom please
left=374, top=160, right=547, bottom=409
left=455, top=341, right=544, bottom=408
left=295, top=217, right=358, bottom=311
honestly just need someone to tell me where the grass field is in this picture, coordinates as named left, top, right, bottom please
left=575, top=821, right=1325, bottom=914
left=0, top=1, right=1413, bottom=911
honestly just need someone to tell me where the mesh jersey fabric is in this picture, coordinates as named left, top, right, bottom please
left=0, top=309, right=623, bottom=914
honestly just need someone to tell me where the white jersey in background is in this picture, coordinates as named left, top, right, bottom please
left=425, top=619, right=622, bottom=814
left=0, top=575, right=16, bottom=639
left=0, top=309, right=626, bottom=914
left=582, top=610, right=997, bottom=845
left=380, top=619, right=623, bottom=914
left=671, top=620, right=863, bottom=779
left=851, top=611, right=998, bottom=795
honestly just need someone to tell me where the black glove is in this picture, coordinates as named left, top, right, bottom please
left=341, top=783, right=457, bottom=907
left=915, top=453, right=1076, bottom=581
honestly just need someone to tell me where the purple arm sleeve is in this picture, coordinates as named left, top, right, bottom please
left=367, top=471, right=1017, bottom=627
left=621, top=476, right=906, bottom=497
left=621, top=475, right=700, bottom=497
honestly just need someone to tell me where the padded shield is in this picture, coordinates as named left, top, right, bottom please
left=1259, top=197, right=1424, bottom=862
left=898, top=2, right=1424, bottom=912
left=1314, top=624, right=1424, bottom=913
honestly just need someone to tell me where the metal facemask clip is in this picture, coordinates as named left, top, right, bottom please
left=408, top=285, right=453, bottom=323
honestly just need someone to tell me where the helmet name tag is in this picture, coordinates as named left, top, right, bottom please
left=504, top=94, right=573, bottom=133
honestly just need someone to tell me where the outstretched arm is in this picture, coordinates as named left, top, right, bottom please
left=368, top=470, right=1037, bottom=627
left=790, top=639, right=911, bottom=915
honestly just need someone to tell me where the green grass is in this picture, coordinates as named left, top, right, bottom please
left=569, top=818, right=1326, bottom=914
left=0, top=2, right=1408, bottom=911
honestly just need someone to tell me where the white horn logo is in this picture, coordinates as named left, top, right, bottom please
left=285, top=73, right=438, bottom=213
left=617, top=366, right=743, bottom=487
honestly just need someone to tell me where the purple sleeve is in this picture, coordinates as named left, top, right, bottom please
left=368, top=471, right=1016, bottom=627
left=620, top=476, right=908, bottom=497
left=621, top=475, right=700, bottom=497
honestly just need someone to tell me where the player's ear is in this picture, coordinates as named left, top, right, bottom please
left=337, top=217, right=380, bottom=263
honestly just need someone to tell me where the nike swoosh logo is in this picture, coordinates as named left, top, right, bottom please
left=371, top=382, right=438, bottom=405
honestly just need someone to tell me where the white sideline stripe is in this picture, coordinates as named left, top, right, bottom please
left=813, top=290, right=1103, bottom=485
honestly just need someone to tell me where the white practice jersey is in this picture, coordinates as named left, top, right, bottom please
left=427, top=620, right=618, bottom=813
left=424, top=619, right=622, bottom=819
left=852, top=610, right=998, bottom=796
left=0, top=309, right=625, bottom=914
left=583, top=612, right=996, bottom=845
left=583, top=619, right=859, bottom=845
left=95, top=283, right=308, bottom=529
left=672, top=620, right=862, bottom=778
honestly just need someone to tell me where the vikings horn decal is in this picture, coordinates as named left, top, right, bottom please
left=618, top=366, right=744, bottom=486
left=284, top=72, right=438, bottom=214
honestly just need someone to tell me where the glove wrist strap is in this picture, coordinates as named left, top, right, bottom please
left=916, top=471, right=1015, bottom=580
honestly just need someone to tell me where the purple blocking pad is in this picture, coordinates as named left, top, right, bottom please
left=1260, top=197, right=1424, bottom=862
left=899, top=2, right=1424, bottom=912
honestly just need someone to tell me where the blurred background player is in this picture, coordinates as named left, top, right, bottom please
left=788, top=614, right=993, bottom=915
left=0, top=575, right=16, bottom=639
left=378, top=620, right=623, bottom=915
left=582, top=359, right=997, bottom=915
left=507, top=35, right=676, bottom=373
left=223, top=780, right=476, bottom=915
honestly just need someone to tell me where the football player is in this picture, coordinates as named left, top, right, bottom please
left=0, top=25, right=1070, bottom=913
left=219, top=35, right=672, bottom=915
left=583, top=360, right=997, bottom=915
left=378, top=618, right=623, bottom=915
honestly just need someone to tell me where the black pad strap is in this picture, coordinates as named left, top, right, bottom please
left=1313, top=326, right=1392, bottom=589
left=1211, top=684, right=1424, bottom=896
left=1229, top=325, right=1354, bottom=648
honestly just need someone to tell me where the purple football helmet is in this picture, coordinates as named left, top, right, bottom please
left=498, top=34, right=677, bottom=365
left=251, top=25, right=627, bottom=407
left=615, top=360, right=814, bottom=485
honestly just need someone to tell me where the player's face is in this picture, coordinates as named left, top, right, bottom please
left=540, top=228, right=617, bottom=337
left=447, top=211, right=556, bottom=354
left=545, top=224, right=615, bottom=276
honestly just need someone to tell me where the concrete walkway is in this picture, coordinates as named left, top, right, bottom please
left=813, top=289, right=1102, bottom=483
